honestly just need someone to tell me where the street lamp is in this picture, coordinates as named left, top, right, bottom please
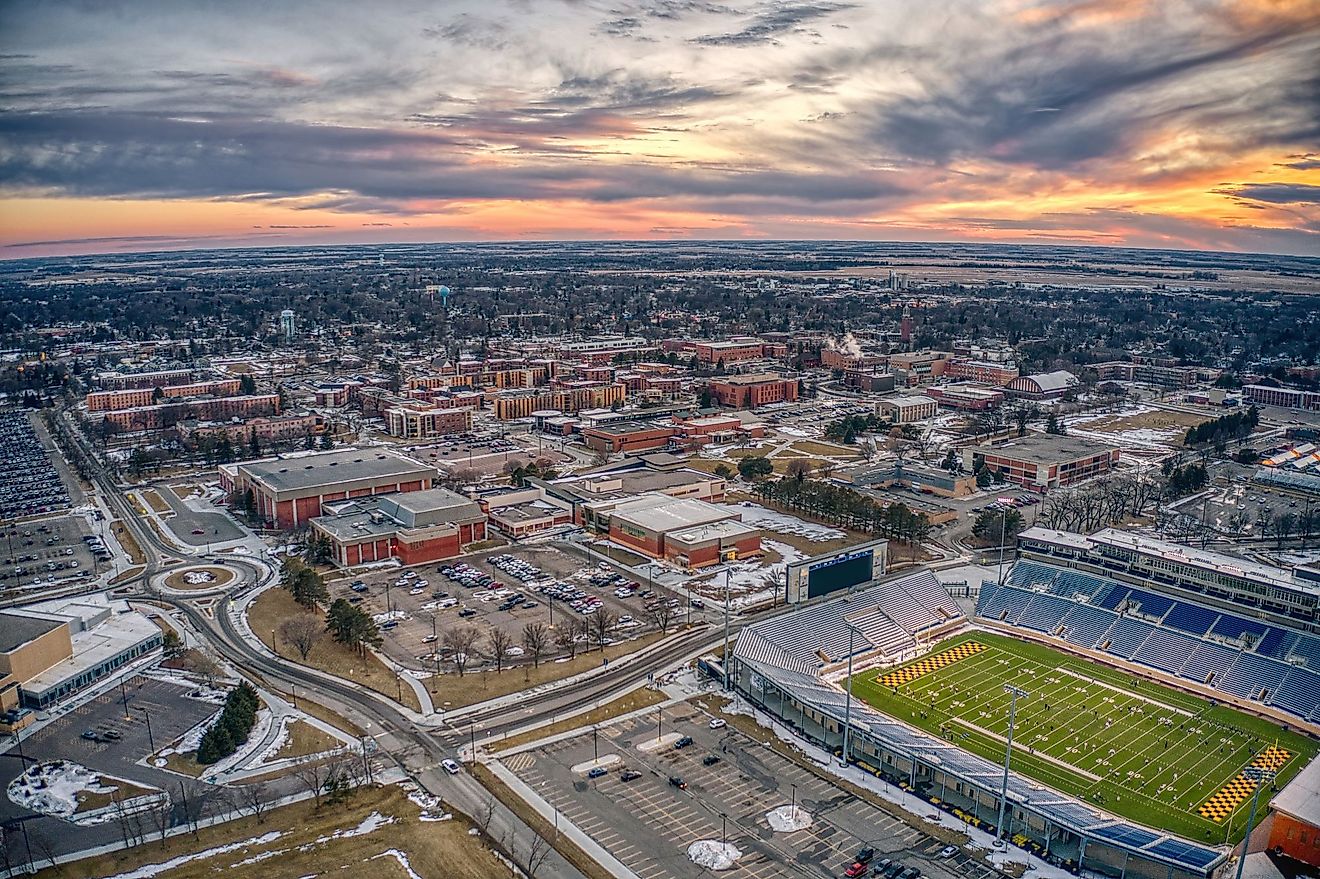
left=1231, top=767, right=1277, bottom=879
left=135, top=707, right=155, bottom=756
left=722, top=567, right=732, bottom=691
left=995, top=684, right=1029, bottom=845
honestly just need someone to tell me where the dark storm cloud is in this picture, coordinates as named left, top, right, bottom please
left=849, top=12, right=1320, bottom=170
left=0, top=108, right=907, bottom=210
left=1215, top=183, right=1320, bottom=205
left=691, top=1, right=854, bottom=46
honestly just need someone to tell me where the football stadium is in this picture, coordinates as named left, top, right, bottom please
left=729, top=528, right=1320, bottom=879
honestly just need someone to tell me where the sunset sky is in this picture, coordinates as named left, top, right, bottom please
left=1, top=0, right=1318, bottom=258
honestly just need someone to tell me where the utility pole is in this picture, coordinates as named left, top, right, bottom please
left=135, top=707, right=155, bottom=756
left=1231, top=767, right=1276, bottom=879
left=995, top=684, right=1029, bottom=845
left=997, top=509, right=1009, bottom=586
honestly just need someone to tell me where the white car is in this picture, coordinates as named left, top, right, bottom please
left=505, top=646, right=525, bottom=657
left=939, top=846, right=959, bottom=859
left=441, top=759, right=461, bottom=775
left=708, top=718, right=727, bottom=730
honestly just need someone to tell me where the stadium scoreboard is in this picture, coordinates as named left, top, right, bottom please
left=785, top=538, right=889, bottom=603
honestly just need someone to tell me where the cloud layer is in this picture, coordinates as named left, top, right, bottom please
left=1, top=0, right=1318, bottom=256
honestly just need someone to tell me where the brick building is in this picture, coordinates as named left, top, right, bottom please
left=964, top=433, right=1120, bottom=490
left=96, top=369, right=193, bottom=391
left=605, top=493, right=760, bottom=568
left=1005, top=370, right=1079, bottom=401
left=222, top=448, right=436, bottom=529
left=708, top=374, right=799, bottom=409
left=581, top=421, right=678, bottom=454
left=693, top=340, right=766, bottom=365
left=181, top=412, right=326, bottom=445
left=86, top=378, right=242, bottom=412
left=310, top=488, right=486, bottom=567
left=102, top=393, right=281, bottom=432
left=944, top=358, right=1020, bottom=386
left=385, top=404, right=473, bottom=439
left=926, top=383, right=1004, bottom=411
left=876, top=395, right=937, bottom=423
left=492, top=383, right=626, bottom=420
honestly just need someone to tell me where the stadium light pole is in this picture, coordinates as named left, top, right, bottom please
left=841, top=624, right=859, bottom=768
left=995, top=684, right=1029, bottom=846
left=722, top=567, right=732, bottom=691
left=1231, top=767, right=1276, bottom=879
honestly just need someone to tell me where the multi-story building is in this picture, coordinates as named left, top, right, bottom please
left=1243, top=384, right=1320, bottom=411
left=708, top=374, right=799, bottom=409
left=221, top=447, right=437, bottom=529
left=86, top=378, right=242, bottom=412
left=181, top=412, right=327, bottom=446
left=944, top=358, right=1020, bottom=386
left=1094, top=360, right=1203, bottom=389
left=877, top=395, right=938, bottom=423
left=605, top=492, right=760, bottom=568
left=887, top=350, right=951, bottom=386
left=102, top=393, right=281, bottom=432
left=385, top=404, right=473, bottom=439
left=964, top=433, right=1119, bottom=489
left=693, top=340, right=766, bottom=365
left=96, top=369, right=193, bottom=391
left=492, top=383, right=626, bottom=420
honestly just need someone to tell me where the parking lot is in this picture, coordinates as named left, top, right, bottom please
left=0, top=409, right=71, bottom=519
left=0, top=676, right=235, bottom=858
left=327, top=543, right=685, bottom=672
left=156, top=484, right=247, bottom=546
left=505, top=702, right=978, bottom=879
left=0, top=513, right=100, bottom=596
left=1171, top=477, right=1308, bottom=537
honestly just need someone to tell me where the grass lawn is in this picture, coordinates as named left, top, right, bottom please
left=73, top=778, right=157, bottom=814
left=41, top=784, right=508, bottom=879
left=491, top=686, right=666, bottom=752
left=275, top=720, right=343, bottom=761
left=849, top=630, right=1318, bottom=842
left=424, top=630, right=670, bottom=710
left=247, top=588, right=422, bottom=713
left=789, top=439, right=862, bottom=458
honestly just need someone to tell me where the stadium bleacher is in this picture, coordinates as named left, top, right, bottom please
left=979, top=558, right=1320, bottom=723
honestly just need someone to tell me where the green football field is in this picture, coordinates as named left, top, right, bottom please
left=849, top=631, right=1318, bottom=843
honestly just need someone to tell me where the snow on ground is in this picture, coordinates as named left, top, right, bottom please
left=100, top=831, right=283, bottom=879
left=688, top=839, right=742, bottom=870
left=718, top=502, right=845, bottom=541
left=7, top=761, right=160, bottom=823
left=296, top=811, right=396, bottom=850
left=701, top=538, right=805, bottom=609
left=143, top=670, right=231, bottom=704
left=776, top=426, right=815, bottom=438
left=372, top=609, right=409, bottom=624
left=766, top=804, right=813, bottom=832
left=402, top=783, right=453, bottom=822
left=253, top=714, right=294, bottom=765
left=372, top=849, right=425, bottom=879
left=183, top=570, right=216, bottom=584
left=157, top=710, right=221, bottom=758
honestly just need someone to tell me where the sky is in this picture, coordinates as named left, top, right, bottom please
left=1, top=0, right=1318, bottom=259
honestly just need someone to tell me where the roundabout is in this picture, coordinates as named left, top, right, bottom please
left=162, top=565, right=238, bottom=592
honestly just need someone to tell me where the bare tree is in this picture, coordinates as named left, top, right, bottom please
left=444, top=625, right=480, bottom=677
left=28, top=829, right=59, bottom=871
left=238, top=781, right=272, bottom=824
left=291, top=757, right=329, bottom=807
left=474, top=796, right=496, bottom=837
left=555, top=622, right=578, bottom=659
left=784, top=458, right=813, bottom=480
left=521, top=622, right=549, bottom=669
left=525, top=830, right=553, bottom=877
left=185, top=650, right=222, bottom=685
left=590, top=609, right=618, bottom=651
left=647, top=601, right=675, bottom=634
left=487, top=627, right=514, bottom=674
left=279, top=615, right=323, bottom=661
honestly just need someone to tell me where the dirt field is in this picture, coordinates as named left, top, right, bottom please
left=1073, top=408, right=1209, bottom=434
left=111, top=521, right=146, bottom=565
left=141, top=490, right=172, bottom=515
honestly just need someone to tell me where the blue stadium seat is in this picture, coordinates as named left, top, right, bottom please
left=1270, top=668, right=1320, bottom=720
left=1286, top=634, right=1320, bottom=673
left=1016, top=594, right=1073, bottom=633
left=1102, top=618, right=1154, bottom=659
left=1179, top=642, right=1238, bottom=686
left=1218, top=652, right=1291, bottom=700
left=1123, top=588, right=1174, bottom=619
left=1132, top=628, right=1200, bottom=675
left=1059, top=604, right=1119, bottom=649
left=1161, top=601, right=1219, bottom=637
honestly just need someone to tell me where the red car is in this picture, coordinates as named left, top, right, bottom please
left=845, top=863, right=869, bottom=878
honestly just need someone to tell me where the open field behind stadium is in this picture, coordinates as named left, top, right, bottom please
left=850, top=631, right=1317, bottom=844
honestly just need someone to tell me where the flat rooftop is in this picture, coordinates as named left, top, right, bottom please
left=712, top=373, right=788, bottom=386
left=22, top=609, right=160, bottom=697
left=1090, top=527, right=1312, bottom=594
left=975, top=432, right=1117, bottom=463
left=668, top=519, right=758, bottom=546
left=240, top=448, right=435, bottom=494
left=610, top=492, right=735, bottom=534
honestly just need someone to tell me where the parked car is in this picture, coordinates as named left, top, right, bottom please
left=938, top=846, right=958, bottom=860
left=846, top=863, right=869, bottom=878
left=674, top=736, right=694, bottom=749
left=668, top=776, right=687, bottom=790
left=702, top=755, right=721, bottom=766
left=620, top=770, right=643, bottom=782
left=708, top=718, right=726, bottom=729
left=587, top=767, right=608, bottom=779
left=855, top=848, right=875, bottom=865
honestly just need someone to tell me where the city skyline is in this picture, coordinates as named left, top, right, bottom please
left=2, top=0, right=1318, bottom=259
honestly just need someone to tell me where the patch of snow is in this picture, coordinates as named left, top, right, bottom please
left=372, top=609, right=409, bottom=624
left=296, top=811, right=396, bottom=850
left=99, top=831, right=282, bottom=879
left=688, top=839, right=742, bottom=871
left=183, top=570, right=217, bottom=584
left=766, top=804, right=812, bottom=832
left=158, top=710, right=221, bottom=758
left=7, top=761, right=161, bottom=825
left=716, top=502, right=844, bottom=541
left=372, top=849, right=425, bottom=879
